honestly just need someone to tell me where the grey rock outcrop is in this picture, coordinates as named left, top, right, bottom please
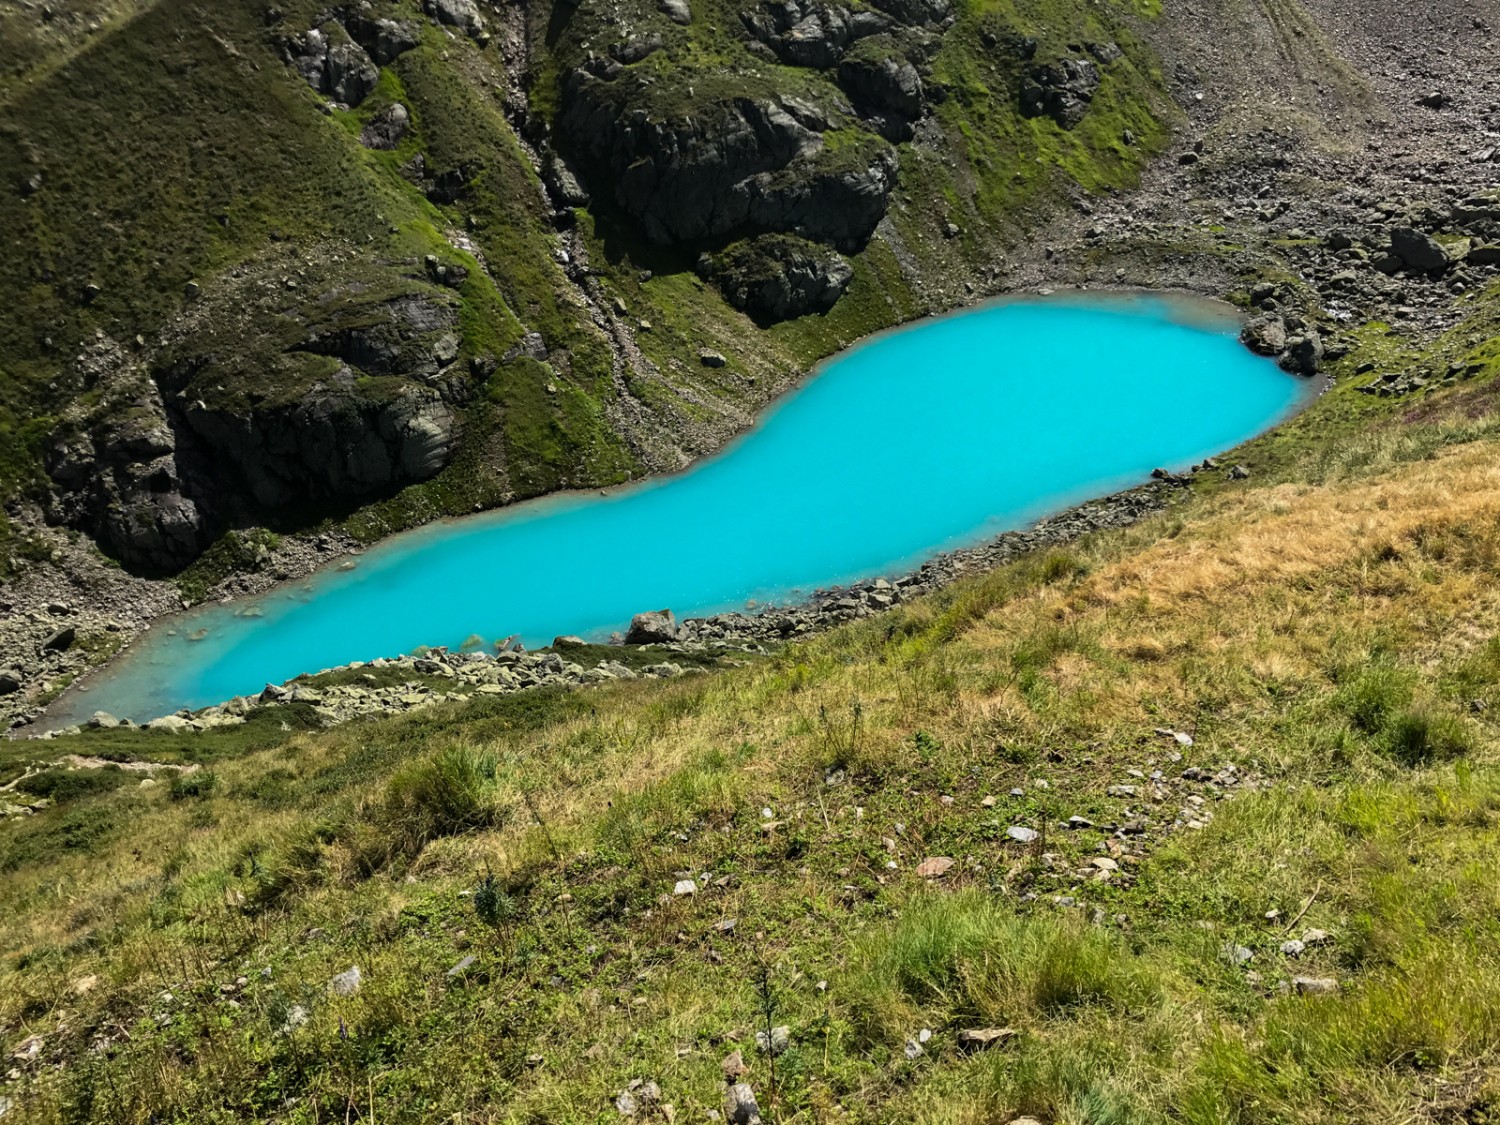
left=183, top=389, right=456, bottom=510
left=44, top=339, right=212, bottom=573
left=1020, top=57, right=1101, bottom=128
left=557, top=73, right=896, bottom=253
left=424, top=0, right=483, bottom=35
left=361, top=103, right=410, bottom=150
left=708, top=234, right=853, bottom=324
left=347, top=17, right=424, bottom=64
left=866, top=0, right=951, bottom=27
left=743, top=2, right=893, bottom=68
left=838, top=49, right=924, bottom=121
left=424, top=0, right=487, bottom=39
left=285, top=25, right=379, bottom=106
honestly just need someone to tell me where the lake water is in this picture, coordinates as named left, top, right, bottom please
left=52, top=293, right=1311, bottom=724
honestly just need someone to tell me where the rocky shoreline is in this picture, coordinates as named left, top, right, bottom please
left=30, top=470, right=1214, bottom=736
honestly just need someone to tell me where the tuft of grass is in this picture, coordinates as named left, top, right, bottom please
left=1335, top=660, right=1415, bottom=734
left=849, top=890, right=1160, bottom=1045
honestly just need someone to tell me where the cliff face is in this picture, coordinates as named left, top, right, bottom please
left=0, top=0, right=1171, bottom=578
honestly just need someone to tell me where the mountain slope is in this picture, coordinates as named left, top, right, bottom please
left=3, top=368, right=1500, bottom=1121
left=0, top=0, right=1172, bottom=578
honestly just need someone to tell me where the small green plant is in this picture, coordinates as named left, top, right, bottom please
left=169, top=771, right=218, bottom=800
left=1382, top=706, right=1474, bottom=766
left=473, top=871, right=516, bottom=930
left=1335, top=661, right=1414, bottom=734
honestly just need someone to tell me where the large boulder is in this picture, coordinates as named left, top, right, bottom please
left=360, top=102, right=410, bottom=150
left=283, top=24, right=379, bottom=106
left=1279, top=332, right=1325, bottom=376
left=708, top=234, right=854, bottom=324
left=626, top=609, right=679, bottom=644
left=1240, top=314, right=1288, bottom=356
left=1389, top=227, right=1451, bottom=273
left=838, top=49, right=924, bottom=121
left=347, top=17, right=424, bottom=64
left=325, top=41, right=380, bottom=105
left=1019, top=57, right=1100, bottom=129
left=424, top=0, right=487, bottom=39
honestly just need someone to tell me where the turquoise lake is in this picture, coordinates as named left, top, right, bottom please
left=54, top=293, right=1311, bottom=724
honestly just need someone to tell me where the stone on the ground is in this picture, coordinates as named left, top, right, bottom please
left=916, top=856, right=955, bottom=878
left=957, top=1027, right=1016, bottom=1052
left=724, top=1082, right=763, bottom=1125
left=659, top=0, right=692, bottom=23
left=1293, top=976, right=1339, bottom=995
left=721, top=1049, right=748, bottom=1079
left=1390, top=226, right=1450, bottom=272
left=1006, top=825, right=1039, bottom=843
left=329, top=966, right=363, bottom=996
left=626, top=609, right=679, bottom=644
left=42, top=626, right=75, bottom=652
left=755, top=1025, right=790, bottom=1055
left=1223, top=943, right=1254, bottom=965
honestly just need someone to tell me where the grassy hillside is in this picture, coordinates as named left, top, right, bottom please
left=4, top=289, right=1500, bottom=1122
left=0, top=0, right=1173, bottom=577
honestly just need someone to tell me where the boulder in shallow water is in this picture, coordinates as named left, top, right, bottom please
left=626, top=609, right=679, bottom=644
left=1240, top=314, right=1287, bottom=356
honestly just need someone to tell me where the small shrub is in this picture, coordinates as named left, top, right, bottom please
left=169, top=771, right=218, bottom=800
left=15, top=766, right=129, bottom=804
left=474, top=871, right=517, bottom=929
left=355, top=744, right=504, bottom=873
left=1037, top=549, right=1088, bottom=584
left=848, top=891, right=1158, bottom=1044
left=1335, top=662, right=1414, bottom=734
left=1382, top=707, right=1474, bottom=766
left=238, top=767, right=299, bottom=808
